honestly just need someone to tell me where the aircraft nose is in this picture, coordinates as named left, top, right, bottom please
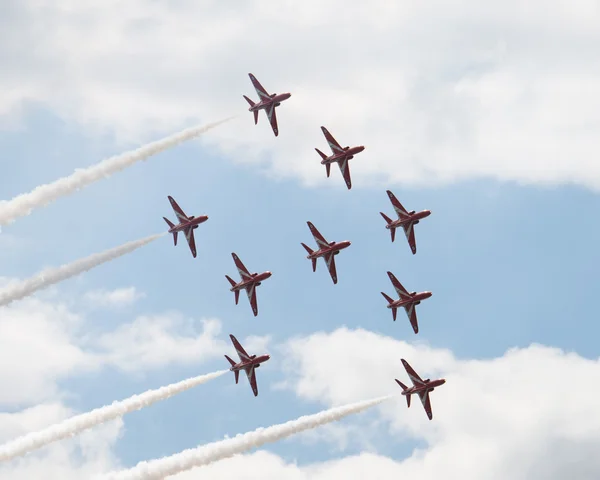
left=440, top=379, right=446, bottom=385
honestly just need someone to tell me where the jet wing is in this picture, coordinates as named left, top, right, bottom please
left=230, top=334, right=251, bottom=362
left=404, top=303, right=419, bottom=334
left=418, top=390, right=433, bottom=420
left=401, top=359, right=425, bottom=387
left=246, top=283, right=259, bottom=316
left=387, top=272, right=410, bottom=300
left=168, top=196, right=189, bottom=224
left=248, top=73, right=272, bottom=102
left=386, top=190, right=409, bottom=220
left=266, top=103, right=279, bottom=136
left=306, top=222, right=330, bottom=250
left=337, top=158, right=352, bottom=189
left=321, top=127, right=344, bottom=155
left=402, top=222, right=417, bottom=254
left=184, top=227, right=197, bottom=258
left=324, top=252, right=338, bottom=284
left=245, top=365, right=259, bottom=396
left=232, top=253, right=252, bottom=281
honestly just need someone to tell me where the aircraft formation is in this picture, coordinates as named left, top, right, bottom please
left=165, top=73, right=445, bottom=419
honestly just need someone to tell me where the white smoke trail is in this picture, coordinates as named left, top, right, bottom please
left=99, top=395, right=393, bottom=480
left=0, top=233, right=164, bottom=307
left=0, top=370, right=227, bottom=462
left=0, top=117, right=234, bottom=226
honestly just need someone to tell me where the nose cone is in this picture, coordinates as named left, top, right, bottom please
left=283, top=92, right=292, bottom=100
left=357, top=146, right=365, bottom=153
left=344, top=241, right=352, bottom=248
left=424, top=291, right=433, bottom=299
left=265, top=271, right=273, bottom=279
left=439, top=379, right=446, bottom=385
left=265, top=354, right=271, bottom=361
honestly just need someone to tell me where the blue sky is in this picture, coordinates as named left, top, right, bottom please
left=2, top=102, right=600, bottom=469
left=1, top=2, right=600, bottom=479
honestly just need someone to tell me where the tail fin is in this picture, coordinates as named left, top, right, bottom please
left=315, top=148, right=327, bottom=160
left=225, top=276, right=240, bottom=304
left=315, top=149, right=330, bottom=177
left=243, top=96, right=259, bottom=124
left=381, top=292, right=394, bottom=304
left=225, top=355, right=239, bottom=383
left=164, top=218, right=178, bottom=245
left=395, top=379, right=411, bottom=407
left=301, top=243, right=314, bottom=255
left=380, top=213, right=396, bottom=242
left=381, top=292, right=397, bottom=321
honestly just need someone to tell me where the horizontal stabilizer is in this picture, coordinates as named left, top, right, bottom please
left=301, top=242, right=314, bottom=255
left=315, top=148, right=328, bottom=160
left=225, top=275, right=237, bottom=288
left=380, top=212, right=393, bottom=225
left=243, top=95, right=255, bottom=107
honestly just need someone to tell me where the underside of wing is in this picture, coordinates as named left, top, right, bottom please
left=184, top=228, right=197, bottom=258
left=266, top=103, right=279, bottom=136
left=419, top=390, right=433, bottom=420
left=246, top=284, right=258, bottom=316
left=386, top=190, right=409, bottom=219
left=403, top=222, right=417, bottom=254
left=387, top=271, right=409, bottom=299
left=307, top=222, right=330, bottom=250
left=168, top=196, right=189, bottom=224
left=230, top=334, right=251, bottom=362
left=338, top=159, right=352, bottom=189
left=232, top=253, right=252, bottom=281
left=321, top=126, right=344, bottom=154
left=324, top=252, right=338, bottom=284
left=401, top=359, right=425, bottom=386
left=404, top=303, right=419, bottom=334
left=249, top=73, right=271, bottom=102
left=245, top=365, right=259, bottom=396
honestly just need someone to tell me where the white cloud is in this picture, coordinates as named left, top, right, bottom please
left=0, top=403, right=121, bottom=479
left=2, top=1, right=599, bottom=189
left=83, top=287, right=145, bottom=308
left=0, top=296, right=225, bottom=407
left=92, top=314, right=227, bottom=372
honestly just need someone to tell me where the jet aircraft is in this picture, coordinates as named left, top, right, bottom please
left=225, top=253, right=272, bottom=316
left=163, top=196, right=209, bottom=258
left=395, top=358, right=446, bottom=420
left=381, top=271, right=432, bottom=334
left=380, top=190, right=431, bottom=254
left=301, top=221, right=351, bottom=284
left=315, top=126, right=365, bottom=189
left=243, top=73, right=291, bottom=136
left=225, top=334, right=271, bottom=397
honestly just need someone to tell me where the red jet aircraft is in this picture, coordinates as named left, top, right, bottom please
left=243, top=73, right=292, bottom=137
left=301, top=221, right=351, bottom=284
left=225, top=334, right=271, bottom=397
left=315, top=126, right=365, bottom=189
left=395, top=358, right=446, bottom=420
left=225, top=253, right=272, bottom=317
left=163, top=196, right=209, bottom=258
left=381, top=271, right=432, bottom=334
left=380, top=190, right=431, bottom=254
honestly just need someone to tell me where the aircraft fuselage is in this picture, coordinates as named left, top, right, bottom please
left=168, top=215, right=209, bottom=233
left=402, top=378, right=446, bottom=396
left=321, top=145, right=365, bottom=165
left=307, top=241, right=351, bottom=259
left=386, top=210, right=431, bottom=230
left=388, top=291, right=432, bottom=309
left=230, top=354, right=271, bottom=372
left=230, top=271, right=273, bottom=292
left=249, top=93, right=292, bottom=112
